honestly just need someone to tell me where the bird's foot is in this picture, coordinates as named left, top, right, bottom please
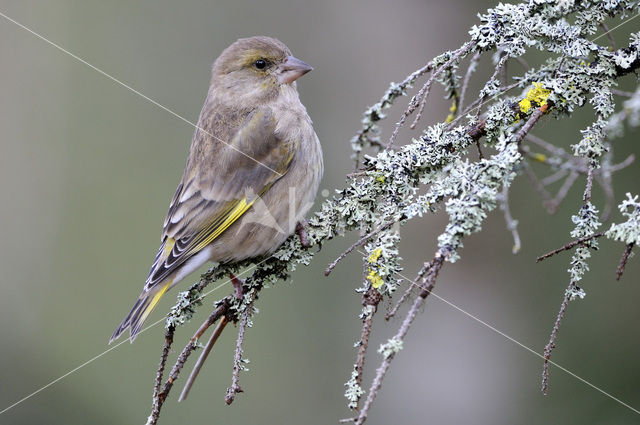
left=229, top=272, right=244, bottom=300
left=296, top=220, right=311, bottom=248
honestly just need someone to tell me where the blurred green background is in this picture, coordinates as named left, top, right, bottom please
left=1, top=1, right=640, bottom=424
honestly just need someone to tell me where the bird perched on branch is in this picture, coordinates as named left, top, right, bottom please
left=110, top=36, right=323, bottom=343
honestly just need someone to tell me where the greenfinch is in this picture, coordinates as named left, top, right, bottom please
left=110, top=36, right=323, bottom=343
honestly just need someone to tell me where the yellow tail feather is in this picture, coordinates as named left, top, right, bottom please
left=110, top=279, right=173, bottom=343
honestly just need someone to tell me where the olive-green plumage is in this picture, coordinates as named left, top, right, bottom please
left=111, top=36, right=323, bottom=343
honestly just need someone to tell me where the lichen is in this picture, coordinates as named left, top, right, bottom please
left=378, top=337, right=404, bottom=359
left=344, top=367, right=365, bottom=410
left=519, top=82, right=552, bottom=113
left=606, top=193, right=640, bottom=245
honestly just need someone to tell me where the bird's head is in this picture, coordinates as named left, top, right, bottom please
left=210, top=36, right=312, bottom=105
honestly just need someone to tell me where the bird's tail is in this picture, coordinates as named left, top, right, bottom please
left=109, top=280, right=172, bottom=343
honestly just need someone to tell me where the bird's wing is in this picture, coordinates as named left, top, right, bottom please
left=145, top=107, right=296, bottom=290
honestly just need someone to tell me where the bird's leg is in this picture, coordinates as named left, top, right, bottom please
left=229, top=272, right=244, bottom=300
left=296, top=220, right=311, bottom=248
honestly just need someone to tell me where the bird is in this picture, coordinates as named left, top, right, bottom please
left=110, top=36, right=323, bottom=343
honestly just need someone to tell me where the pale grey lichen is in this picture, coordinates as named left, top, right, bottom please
left=344, top=367, right=366, bottom=410
left=606, top=193, right=640, bottom=245
left=378, top=337, right=404, bottom=359
left=363, top=231, right=402, bottom=294
left=572, top=119, right=609, bottom=161
left=567, top=202, right=602, bottom=284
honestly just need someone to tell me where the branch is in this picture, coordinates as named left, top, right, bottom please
left=325, top=222, right=394, bottom=276
left=142, top=5, right=640, bottom=423
left=616, top=243, right=635, bottom=281
left=386, top=42, right=475, bottom=149
left=499, top=184, right=522, bottom=254
left=352, top=252, right=445, bottom=425
left=459, top=51, right=481, bottom=113
left=178, top=317, right=229, bottom=402
left=225, top=304, right=253, bottom=405
left=147, top=302, right=229, bottom=425
left=350, top=288, right=382, bottom=410
left=536, top=231, right=606, bottom=262
left=542, top=280, right=576, bottom=395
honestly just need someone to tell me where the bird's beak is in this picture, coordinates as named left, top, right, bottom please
left=278, top=55, right=313, bottom=84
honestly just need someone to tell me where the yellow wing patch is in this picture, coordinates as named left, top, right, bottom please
left=192, top=197, right=257, bottom=253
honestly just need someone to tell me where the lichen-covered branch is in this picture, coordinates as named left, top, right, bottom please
left=146, top=2, right=640, bottom=424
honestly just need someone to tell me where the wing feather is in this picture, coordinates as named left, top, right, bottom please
left=145, top=107, right=295, bottom=290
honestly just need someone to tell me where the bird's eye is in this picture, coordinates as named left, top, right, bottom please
left=254, top=59, right=267, bottom=70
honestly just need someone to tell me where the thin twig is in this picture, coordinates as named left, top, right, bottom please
left=541, top=162, right=599, bottom=394
left=354, top=252, right=445, bottom=425
left=542, top=280, right=575, bottom=395
left=523, top=161, right=554, bottom=206
left=499, top=52, right=509, bottom=86
left=352, top=288, right=382, bottom=409
left=446, top=81, right=521, bottom=130
left=325, top=222, right=394, bottom=276
left=147, top=302, right=229, bottom=425
left=515, top=104, right=549, bottom=142
left=616, top=243, right=635, bottom=281
left=536, top=231, right=606, bottom=262
left=473, top=54, right=510, bottom=123
left=386, top=251, right=438, bottom=321
left=541, top=169, right=570, bottom=186
left=500, top=185, right=522, bottom=254
left=513, top=56, right=530, bottom=71
left=149, top=326, right=175, bottom=425
left=584, top=164, right=595, bottom=204
left=178, top=317, right=229, bottom=402
left=607, top=154, right=635, bottom=172
left=610, top=88, right=636, bottom=97
left=385, top=282, right=415, bottom=321
left=385, top=43, right=474, bottom=150
left=545, top=171, right=579, bottom=214
left=526, top=133, right=570, bottom=158
left=600, top=22, right=616, bottom=50
left=525, top=135, right=634, bottom=186
left=459, top=51, right=481, bottom=113
left=226, top=307, right=251, bottom=405
left=352, top=61, right=433, bottom=170
left=598, top=175, right=615, bottom=222
left=409, top=42, right=475, bottom=131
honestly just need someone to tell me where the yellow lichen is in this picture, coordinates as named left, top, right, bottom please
left=530, top=152, right=547, bottom=162
left=519, top=82, right=551, bottom=113
left=445, top=99, right=458, bottom=123
left=366, top=269, right=384, bottom=288
left=376, top=176, right=386, bottom=183
left=368, top=248, right=382, bottom=263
